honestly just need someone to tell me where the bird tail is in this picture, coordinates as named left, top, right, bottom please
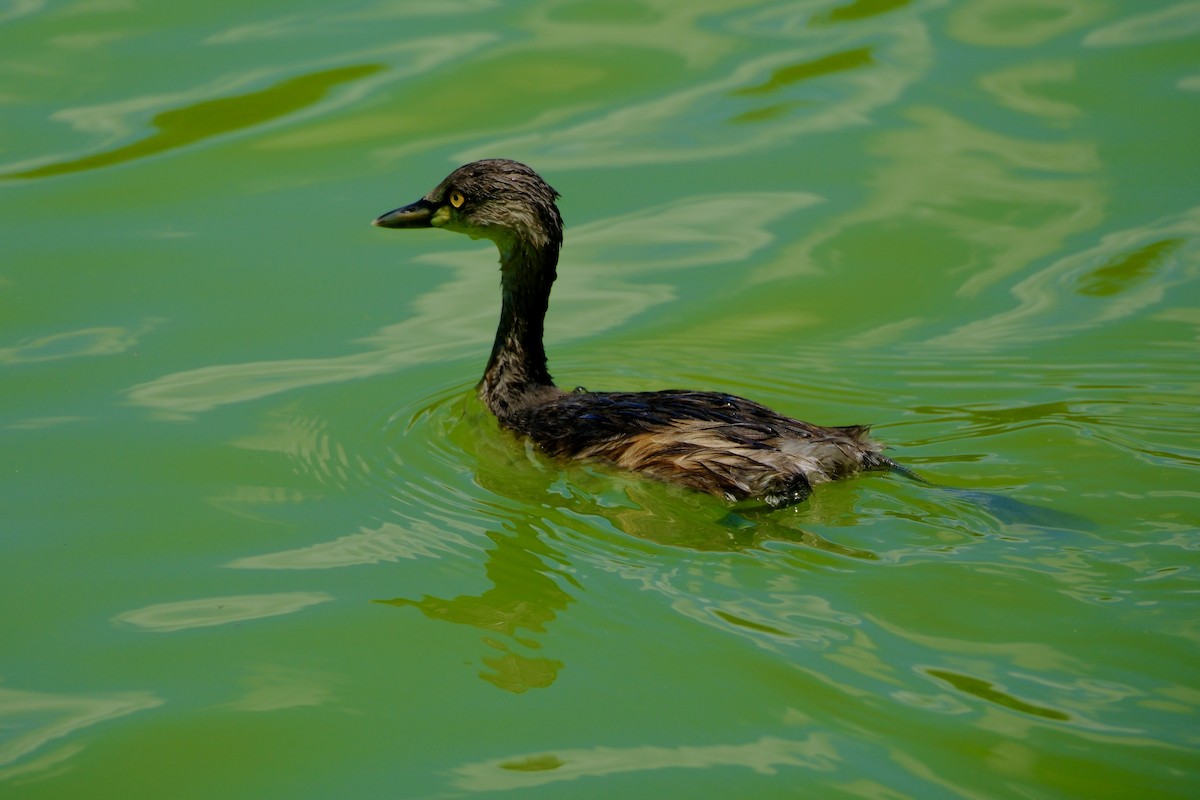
left=870, top=454, right=931, bottom=484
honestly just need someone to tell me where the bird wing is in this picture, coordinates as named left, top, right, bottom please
left=513, top=390, right=877, bottom=504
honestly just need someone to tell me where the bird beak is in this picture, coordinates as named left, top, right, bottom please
left=372, top=198, right=436, bottom=228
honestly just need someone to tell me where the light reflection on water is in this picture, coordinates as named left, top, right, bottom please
left=114, top=592, right=334, bottom=632
left=0, top=688, right=163, bottom=782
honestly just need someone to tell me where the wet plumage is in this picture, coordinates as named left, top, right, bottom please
left=373, top=159, right=900, bottom=508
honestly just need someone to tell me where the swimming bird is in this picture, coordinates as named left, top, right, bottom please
left=373, top=159, right=907, bottom=508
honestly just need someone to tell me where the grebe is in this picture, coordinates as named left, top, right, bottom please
left=373, top=159, right=906, bottom=508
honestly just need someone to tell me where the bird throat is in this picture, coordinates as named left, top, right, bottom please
left=479, top=240, right=561, bottom=421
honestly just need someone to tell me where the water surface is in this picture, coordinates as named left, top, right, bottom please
left=2, top=1, right=1198, bottom=797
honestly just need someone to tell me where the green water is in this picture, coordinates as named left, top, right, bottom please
left=3, top=1, right=1198, bottom=797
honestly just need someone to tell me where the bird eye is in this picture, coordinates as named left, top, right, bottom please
left=449, top=190, right=465, bottom=208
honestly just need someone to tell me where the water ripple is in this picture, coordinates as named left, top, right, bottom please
left=750, top=106, right=1104, bottom=289
left=0, top=318, right=160, bottom=364
left=929, top=207, right=1200, bottom=350
left=4, top=64, right=382, bottom=179
left=947, top=0, right=1104, bottom=47
left=0, top=35, right=493, bottom=180
left=127, top=191, right=818, bottom=415
left=448, top=735, right=838, bottom=792
left=1084, top=3, right=1200, bottom=47
left=460, top=7, right=933, bottom=167
left=216, top=380, right=504, bottom=573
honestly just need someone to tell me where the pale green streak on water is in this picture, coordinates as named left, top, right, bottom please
left=2, top=0, right=1198, bottom=798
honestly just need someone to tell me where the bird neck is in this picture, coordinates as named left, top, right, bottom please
left=480, top=237, right=561, bottom=420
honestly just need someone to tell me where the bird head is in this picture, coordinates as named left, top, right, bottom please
left=373, top=159, right=563, bottom=254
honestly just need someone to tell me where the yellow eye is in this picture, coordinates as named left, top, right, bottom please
left=449, top=190, right=465, bottom=208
